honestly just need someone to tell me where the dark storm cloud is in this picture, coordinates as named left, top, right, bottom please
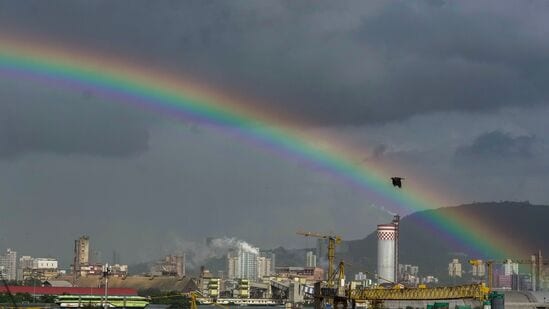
left=1, top=0, right=548, bottom=127
left=456, top=131, right=536, bottom=160
left=0, top=81, right=153, bottom=158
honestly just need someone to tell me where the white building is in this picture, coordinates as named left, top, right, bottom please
left=503, top=259, right=519, bottom=276
left=448, top=259, right=462, bottom=278
left=306, top=251, right=317, bottom=268
left=227, top=244, right=260, bottom=280
left=399, top=264, right=419, bottom=277
left=0, top=249, right=17, bottom=281
left=472, top=260, right=486, bottom=277
left=257, top=256, right=271, bottom=278
left=354, top=272, right=368, bottom=281
left=33, top=258, right=58, bottom=270
left=422, top=276, right=439, bottom=284
left=17, top=256, right=60, bottom=281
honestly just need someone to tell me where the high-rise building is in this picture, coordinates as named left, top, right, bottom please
left=227, top=244, right=261, bottom=280
left=316, top=239, right=328, bottom=266
left=0, top=249, right=17, bottom=281
left=306, top=251, right=317, bottom=268
left=448, top=259, right=462, bottom=278
left=257, top=256, right=272, bottom=278
left=259, top=250, right=276, bottom=274
left=240, top=251, right=258, bottom=280
left=228, top=255, right=239, bottom=279
left=74, top=236, right=90, bottom=271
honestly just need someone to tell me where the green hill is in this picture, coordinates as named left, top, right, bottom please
left=340, top=201, right=549, bottom=282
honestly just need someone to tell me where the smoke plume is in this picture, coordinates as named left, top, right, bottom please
left=172, top=237, right=260, bottom=270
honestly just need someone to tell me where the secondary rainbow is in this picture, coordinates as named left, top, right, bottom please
left=0, top=34, right=519, bottom=258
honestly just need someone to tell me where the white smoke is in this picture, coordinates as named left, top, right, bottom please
left=172, top=237, right=260, bottom=270
left=372, top=203, right=397, bottom=216
left=209, top=237, right=260, bottom=254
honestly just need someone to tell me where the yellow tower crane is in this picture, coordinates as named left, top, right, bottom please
left=297, top=231, right=342, bottom=288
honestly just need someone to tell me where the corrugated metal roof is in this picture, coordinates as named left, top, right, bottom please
left=0, top=286, right=137, bottom=296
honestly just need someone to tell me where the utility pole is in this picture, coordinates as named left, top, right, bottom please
left=103, top=263, right=111, bottom=309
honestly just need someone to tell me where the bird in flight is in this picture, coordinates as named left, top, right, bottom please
left=391, top=177, right=404, bottom=188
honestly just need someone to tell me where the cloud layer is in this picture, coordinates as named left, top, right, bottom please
left=1, top=1, right=548, bottom=128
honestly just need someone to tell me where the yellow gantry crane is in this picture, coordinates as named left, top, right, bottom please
left=297, top=231, right=342, bottom=288
left=350, top=284, right=490, bottom=302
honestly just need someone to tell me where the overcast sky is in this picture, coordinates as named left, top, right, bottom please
left=1, top=0, right=549, bottom=266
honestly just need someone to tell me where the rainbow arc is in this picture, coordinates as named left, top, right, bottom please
left=0, top=34, right=520, bottom=258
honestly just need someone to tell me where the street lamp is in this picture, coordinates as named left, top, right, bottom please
left=32, top=271, right=36, bottom=303
left=102, top=264, right=111, bottom=309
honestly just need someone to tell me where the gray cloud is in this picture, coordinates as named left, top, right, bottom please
left=1, top=1, right=548, bottom=126
left=0, top=78, right=154, bottom=158
left=455, top=131, right=536, bottom=160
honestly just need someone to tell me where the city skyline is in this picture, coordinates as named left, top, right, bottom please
left=1, top=1, right=549, bottom=267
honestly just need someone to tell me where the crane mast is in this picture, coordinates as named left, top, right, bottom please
left=297, top=231, right=342, bottom=288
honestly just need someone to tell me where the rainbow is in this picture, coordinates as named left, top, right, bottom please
left=0, top=34, right=520, bottom=259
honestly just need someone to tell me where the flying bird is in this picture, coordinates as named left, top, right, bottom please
left=391, top=177, right=404, bottom=188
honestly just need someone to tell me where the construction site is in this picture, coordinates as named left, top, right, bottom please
left=279, top=215, right=548, bottom=309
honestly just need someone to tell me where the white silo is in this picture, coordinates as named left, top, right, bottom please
left=377, top=223, right=396, bottom=284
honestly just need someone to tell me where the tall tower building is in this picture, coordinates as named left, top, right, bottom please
left=377, top=224, right=397, bottom=283
left=227, top=244, right=260, bottom=280
left=306, top=251, right=317, bottom=267
left=73, top=235, right=90, bottom=275
left=316, top=239, right=328, bottom=265
left=0, top=249, right=17, bottom=281
left=257, top=256, right=272, bottom=278
left=227, top=254, right=239, bottom=279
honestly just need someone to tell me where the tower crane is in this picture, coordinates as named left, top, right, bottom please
left=297, top=231, right=342, bottom=288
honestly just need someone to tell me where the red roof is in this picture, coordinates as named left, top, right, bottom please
left=0, top=286, right=137, bottom=296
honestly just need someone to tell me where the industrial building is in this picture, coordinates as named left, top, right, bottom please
left=275, top=266, right=324, bottom=281
left=17, top=256, right=59, bottom=281
left=73, top=235, right=90, bottom=277
left=150, top=254, right=185, bottom=277
left=377, top=216, right=399, bottom=284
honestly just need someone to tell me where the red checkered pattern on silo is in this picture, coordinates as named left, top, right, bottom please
left=377, top=231, right=396, bottom=240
